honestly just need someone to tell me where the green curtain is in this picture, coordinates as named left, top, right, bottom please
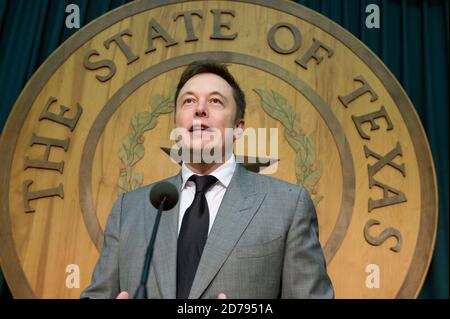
left=0, top=0, right=447, bottom=299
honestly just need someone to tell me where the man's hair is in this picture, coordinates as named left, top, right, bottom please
left=174, top=60, right=246, bottom=122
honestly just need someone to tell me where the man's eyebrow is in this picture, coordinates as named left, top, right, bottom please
left=209, top=91, right=228, bottom=101
left=179, top=91, right=229, bottom=101
left=179, top=91, right=195, bottom=98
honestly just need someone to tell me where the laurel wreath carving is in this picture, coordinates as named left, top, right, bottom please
left=117, top=89, right=175, bottom=194
left=254, top=89, right=323, bottom=206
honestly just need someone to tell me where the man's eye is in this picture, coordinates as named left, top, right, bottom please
left=210, top=98, right=222, bottom=104
left=183, top=98, right=194, bottom=104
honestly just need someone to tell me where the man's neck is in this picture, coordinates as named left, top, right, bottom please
left=185, top=162, right=224, bottom=175
left=184, top=153, right=233, bottom=175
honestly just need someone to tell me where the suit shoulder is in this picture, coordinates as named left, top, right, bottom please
left=244, top=169, right=305, bottom=194
left=120, top=174, right=179, bottom=202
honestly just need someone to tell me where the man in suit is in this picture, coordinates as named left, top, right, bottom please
left=81, top=60, right=334, bottom=299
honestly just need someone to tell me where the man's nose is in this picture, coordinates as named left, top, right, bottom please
left=194, top=99, right=208, bottom=117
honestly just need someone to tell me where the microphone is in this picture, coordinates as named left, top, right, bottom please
left=134, top=181, right=179, bottom=299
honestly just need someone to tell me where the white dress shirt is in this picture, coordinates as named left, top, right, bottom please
left=178, top=155, right=236, bottom=236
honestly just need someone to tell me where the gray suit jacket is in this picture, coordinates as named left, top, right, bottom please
left=81, top=164, right=334, bottom=299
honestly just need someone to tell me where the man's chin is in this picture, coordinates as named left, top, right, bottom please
left=179, top=141, right=222, bottom=151
left=178, top=144, right=226, bottom=164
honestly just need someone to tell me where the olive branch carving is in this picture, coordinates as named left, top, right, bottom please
left=117, top=89, right=175, bottom=194
left=254, top=88, right=323, bottom=206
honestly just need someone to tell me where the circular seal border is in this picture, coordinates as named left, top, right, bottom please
left=0, top=0, right=437, bottom=298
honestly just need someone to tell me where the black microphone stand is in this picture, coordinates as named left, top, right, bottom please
left=133, top=196, right=167, bottom=299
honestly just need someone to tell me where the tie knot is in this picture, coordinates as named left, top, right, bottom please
left=189, top=175, right=218, bottom=193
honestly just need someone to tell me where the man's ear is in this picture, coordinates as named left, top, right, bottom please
left=171, top=101, right=176, bottom=124
left=233, top=119, right=245, bottom=140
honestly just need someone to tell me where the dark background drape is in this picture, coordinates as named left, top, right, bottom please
left=0, top=0, right=447, bottom=299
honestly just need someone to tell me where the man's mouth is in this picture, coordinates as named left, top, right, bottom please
left=188, top=124, right=212, bottom=132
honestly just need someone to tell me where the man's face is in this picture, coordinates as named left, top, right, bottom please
left=175, top=73, right=244, bottom=161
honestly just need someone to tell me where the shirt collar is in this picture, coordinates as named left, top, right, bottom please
left=181, top=155, right=236, bottom=190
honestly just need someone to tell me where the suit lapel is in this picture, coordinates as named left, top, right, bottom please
left=144, top=173, right=182, bottom=299
left=189, top=164, right=267, bottom=299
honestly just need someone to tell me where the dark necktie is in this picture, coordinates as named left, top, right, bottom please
left=176, top=174, right=218, bottom=299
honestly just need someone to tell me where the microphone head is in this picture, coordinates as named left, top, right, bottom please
left=149, top=181, right=179, bottom=211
